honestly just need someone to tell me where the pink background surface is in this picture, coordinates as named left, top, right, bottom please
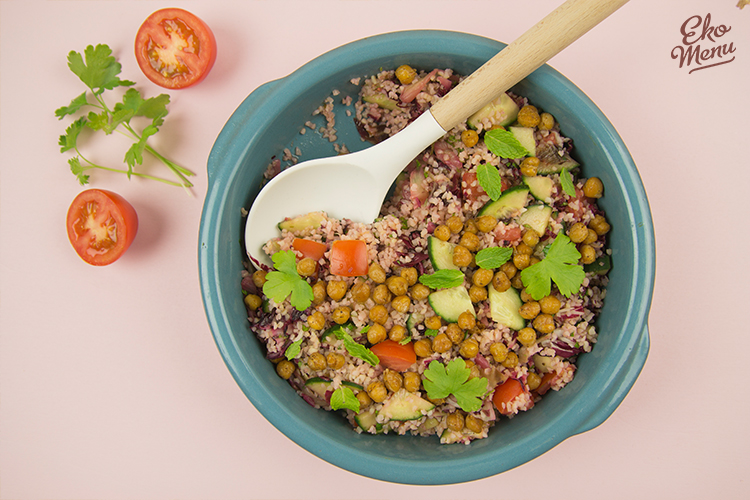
left=1, top=0, right=748, bottom=498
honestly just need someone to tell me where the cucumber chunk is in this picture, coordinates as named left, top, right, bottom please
left=304, top=377, right=331, bottom=399
left=380, top=388, right=435, bottom=421
left=406, top=312, right=424, bottom=334
left=428, top=236, right=458, bottom=271
left=363, top=93, right=398, bottom=110
left=523, top=175, right=554, bottom=204
left=518, top=204, right=553, bottom=237
left=355, top=408, right=383, bottom=433
left=509, top=126, right=536, bottom=156
left=428, top=286, right=475, bottom=323
left=478, top=186, right=529, bottom=219
left=467, top=93, right=519, bottom=129
left=277, top=211, right=327, bottom=233
left=488, top=285, right=525, bottom=330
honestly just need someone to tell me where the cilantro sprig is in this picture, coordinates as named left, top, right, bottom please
left=262, top=250, right=314, bottom=311
left=423, top=359, right=488, bottom=412
left=56, top=44, right=195, bottom=188
left=520, top=233, right=586, bottom=300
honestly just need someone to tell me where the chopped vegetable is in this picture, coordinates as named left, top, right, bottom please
left=520, top=233, right=586, bottom=300
left=292, top=238, right=327, bottom=261
left=423, top=359, right=488, bottom=412
left=262, top=250, right=314, bottom=311
left=370, top=340, right=417, bottom=372
left=329, top=240, right=368, bottom=276
left=492, top=378, right=525, bottom=415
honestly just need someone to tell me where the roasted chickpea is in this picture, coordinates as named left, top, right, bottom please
left=424, top=315, right=442, bottom=330
left=368, top=262, right=387, bottom=283
left=492, top=270, right=511, bottom=293
left=326, top=352, right=346, bottom=370
left=520, top=288, right=534, bottom=303
left=432, top=333, right=452, bottom=353
left=312, top=281, right=327, bottom=304
left=520, top=156, right=540, bottom=177
left=296, top=257, right=317, bottom=277
left=519, top=301, right=541, bottom=320
left=568, top=222, right=589, bottom=243
left=583, top=177, right=604, bottom=198
left=307, top=352, right=327, bottom=371
left=457, top=311, right=476, bottom=330
left=513, top=253, right=531, bottom=270
left=527, top=372, right=542, bottom=391
left=472, top=268, right=494, bottom=287
left=475, top=215, right=497, bottom=233
left=307, top=311, right=326, bottom=330
left=367, top=323, right=387, bottom=344
left=434, top=224, right=451, bottom=242
left=367, top=381, right=388, bottom=403
left=517, top=327, right=537, bottom=347
left=252, top=269, right=268, bottom=288
left=489, top=342, right=508, bottom=363
left=350, top=281, right=371, bottom=303
left=388, top=324, right=407, bottom=343
left=403, top=372, right=421, bottom=392
left=465, top=414, right=483, bottom=433
left=446, top=412, right=465, bottom=432
left=356, top=390, right=372, bottom=408
left=459, top=339, right=479, bottom=358
left=469, top=285, right=488, bottom=303
left=446, top=215, right=464, bottom=234
left=522, top=229, right=540, bottom=248
left=276, top=360, right=295, bottom=379
left=446, top=323, right=464, bottom=344
left=410, top=283, right=430, bottom=301
left=391, top=295, right=411, bottom=314
left=369, top=304, right=389, bottom=325
left=511, top=273, right=524, bottom=289
left=467, top=219, right=481, bottom=234
left=533, top=313, right=556, bottom=334
left=583, top=228, right=599, bottom=245
left=461, top=129, right=480, bottom=148
left=386, top=276, right=409, bottom=296
left=539, top=295, right=562, bottom=315
left=453, top=245, right=473, bottom=267
left=244, top=293, right=262, bottom=310
left=459, top=232, right=481, bottom=252
left=539, top=112, right=555, bottom=130
left=400, top=267, right=419, bottom=286
left=501, top=261, right=517, bottom=279
left=589, top=215, right=611, bottom=236
left=514, top=242, right=534, bottom=256
left=371, top=284, right=392, bottom=305
left=326, top=280, right=348, bottom=301
left=332, top=306, right=351, bottom=325
left=414, top=339, right=433, bottom=358
left=501, top=351, right=519, bottom=368
left=579, top=244, right=597, bottom=264
left=517, top=104, right=541, bottom=128
left=383, top=369, right=403, bottom=393
left=395, top=64, right=417, bottom=84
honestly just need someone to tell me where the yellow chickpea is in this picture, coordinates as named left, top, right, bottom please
left=522, top=229, right=540, bottom=248
left=326, top=352, right=346, bottom=370
left=432, top=333, right=452, bottom=353
left=459, top=232, right=481, bottom=252
left=244, top=293, right=262, bottom=310
left=489, top=342, right=508, bottom=363
left=367, top=381, right=388, bottom=403
left=388, top=324, right=407, bottom=343
left=465, top=414, right=484, bottom=434
left=533, top=313, right=556, bottom=334
left=459, top=339, right=479, bottom=358
left=395, top=64, right=417, bottom=84
left=446, top=323, right=465, bottom=344
left=367, top=324, right=387, bottom=344
left=410, top=283, right=430, bottom=301
left=391, top=295, right=411, bottom=314
left=252, top=270, right=268, bottom=288
left=527, top=372, right=542, bottom=391
left=568, top=222, right=589, bottom=243
left=501, top=351, right=519, bottom=368
left=589, top=215, right=611, bottom=236
left=472, top=268, right=494, bottom=287
left=513, top=253, right=531, bottom=270
left=501, top=261, right=517, bottom=279
left=296, top=257, right=317, bottom=277
left=307, top=352, right=327, bottom=371
left=369, top=304, right=389, bottom=325
left=539, top=112, right=555, bottom=130
left=492, top=271, right=511, bottom=293
left=312, top=281, right=327, bottom=304
left=400, top=267, right=419, bottom=286
left=476, top=215, right=498, bottom=233
left=457, top=311, right=476, bottom=330
left=517, top=327, right=537, bottom=347
left=332, top=306, right=351, bottom=325
left=403, top=372, right=421, bottom=392
left=413, top=339, right=433, bottom=358
left=446, top=215, right=464, bottom=234
left=356, top=390, right=372, bottom=408
left=434, top=224, right=451, bottom=242
left=469, top=285, right=488, bottom=303
left=424, top=315, right=442, bottom=330
left=579, top=244, right=597, bottom=264
left=539, top=295, right=562, bottom=315
left=453, top=245, right=473, bottom=267
left=446, top=412, right=465, bottom=432
left=276, top=360, right=295, bottom=379
left=350, top=281, right=371, bottom=303
left=326, top=280, right=348, bottom=301
left=307, top=310, right=326, bottom=330
left=461, top=129, right=480, bottom=148
left=520, top=156, right=540, bottom=177
left=368, top=262, right=387, bottom=283
left=517, top=104, right=541, bottom=128
left=386, top=276, right=409, bottom=296
left=583, top=177, right=604, bottom=198
left=519, top=301, right=541, bottom=320
left=383, top=369, right=403, bottom=393
left=371, top=284, right=392, bottom=305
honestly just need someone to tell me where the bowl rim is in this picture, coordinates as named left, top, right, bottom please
left=199, top=29, right=655, bottom=484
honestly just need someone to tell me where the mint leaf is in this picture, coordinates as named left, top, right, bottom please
left=484, top=128, right=529, bottom=159
left=67, top=44, right=135, bottom=94
left=55, top=92, right=89, bottom=119
left=475, top=247, right=513, bottom=269
left=520, top=233, right=585, bottom=300
left=560, top=168, right=576, bottom=196
left=330, top=386, right=360, bottom=413
left=337, top=331, right=379, bottom=366
left=423, top=359, right=488, bottom=412
left=262, top=250, right=314, bottom=311
left=424, top=329, right=439, bottom=337
left=476, top=163, right=503, bottom=201
left=285, top=338, right=303, bottom=360
left=419, top=269, right=464, bottom=289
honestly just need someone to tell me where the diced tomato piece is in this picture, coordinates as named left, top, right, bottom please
left=370, top=340, right=417, bottom=372
left=329, top=240, right=368, bottom=277
left=292, top=238, right=327, bottom=261
left=492, top=378, right=525, bottom=415
left=535, top=372, right=557, bottom=396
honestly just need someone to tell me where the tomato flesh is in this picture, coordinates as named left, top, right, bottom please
left=292, top=238, right=327, bottom=261
left=329, top=240, right=368, bottom=277
left=66, top=189, right=138, bottom=266
left=492, top=378, right=525, bottom=415
left=370, top=340, right=417, bottom=372
left=135, top=8, right=216, bottom=89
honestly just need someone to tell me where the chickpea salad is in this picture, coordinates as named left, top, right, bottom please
left=241, top=65, right=612, bottom=444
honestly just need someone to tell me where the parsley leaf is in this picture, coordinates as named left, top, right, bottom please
left=476, top=163, right=504, bottom=201
left=560, top=168, right=576, bottom=196
left=263, top=250, right=314, bottom=311
left=66, top=44, right=135, bottom=95
left=285, top=338, right=303, bottom=360
left=484, top=128, right=529, bottom=159
left=418, top=269, right=464, bottom=289
left=520, top=233, right=585, bottom=300
left=330, top=385, right=360, bottom=413
left=475, top=247, right=513, bottom=269
left=423, top=359, right=488, bottom=412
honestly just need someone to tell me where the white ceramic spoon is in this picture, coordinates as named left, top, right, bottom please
left=245, top=0, right=628, bottom=268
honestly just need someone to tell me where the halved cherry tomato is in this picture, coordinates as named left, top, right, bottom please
left=134, top=8, right=216, bottom=89
left=370, top=340, right=417, bottom=372
left=292, top=238, right=327, bottom=261
left=66, top=189, right=139, bottom=266
left=329, top=240, right=368, bottom=277
left=492, top=378, right=525, bottom=415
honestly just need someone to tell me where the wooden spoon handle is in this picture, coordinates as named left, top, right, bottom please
left=429, top=0, right=628, bottom=132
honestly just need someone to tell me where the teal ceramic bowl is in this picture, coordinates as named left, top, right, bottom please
left=199, top=30, right=654, bottom=484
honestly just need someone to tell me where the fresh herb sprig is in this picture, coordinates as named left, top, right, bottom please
left=418, top=269, right=464, bottom=289
left=263, top=250, right=314, bottom=311
left=475, top=247, right=513, bottom=269
left=423, top=359, right=488, bottom=412
left=520, top=233, right=586, bottom=300
left=330, top=385, right=360, bottom=413
left=56, top=44, right=195, bottom=188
